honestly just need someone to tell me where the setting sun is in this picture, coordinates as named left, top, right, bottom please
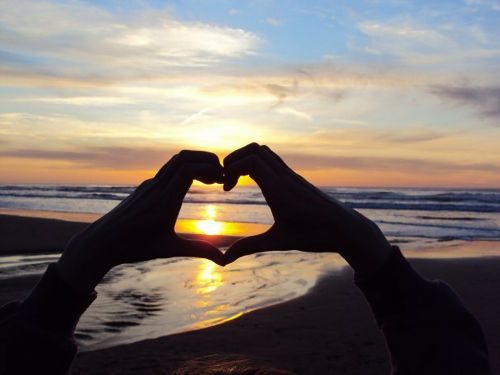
left=195, top=204, right=223, bottom=235
left=196, top=220, right=223, bottom=235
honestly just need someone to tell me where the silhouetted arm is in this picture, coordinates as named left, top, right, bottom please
left=0, top=151, right=225, bottom=375
left=223, top=143, right=492, bottom=374
left=0, top=265, right=95, bottom=374
left=356, top=247, right=491, bottom=374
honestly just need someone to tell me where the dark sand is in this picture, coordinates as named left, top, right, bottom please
left=1, top=213, right=499, bottom=374
left=0, top=213, right=241, bottom=254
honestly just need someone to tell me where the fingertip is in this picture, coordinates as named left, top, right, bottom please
left=207, top=249, right=226, bottom=266
left=223, top=177, right=238, bottom=191
left=223, top=255, right=236, bottom=266
left=217, top=258, right=227, bottom=267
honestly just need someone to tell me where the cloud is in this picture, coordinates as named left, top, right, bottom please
left=375, top=129, right=445, bottom=143
left=0, top=0, right=260, bottom=77
left=276, top=107, right=312, bottom=122
left=281, top=152, right=500, bottom=174
left=19, top=96, right=133, bottom=106
left=0, top=146, right=179, bottom=170
left=464, top=0, right=500, bottom=11
left=266, top=17, right=283, bottom=26
left=265, top=83, right=296, bottom=106
left=355, top=16, right=500, bottom=66
left=358, top=22, right=446, bottom=46
left=3, top=146, right=498, bottom=176
left=431, top=85, right=500, bottom=119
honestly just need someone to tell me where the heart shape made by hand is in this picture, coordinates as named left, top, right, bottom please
left=161, top=143, right=390, bottom=270
left=59, top=144, right=392, bottom=297
left=218, top=143, right=352, bottom=265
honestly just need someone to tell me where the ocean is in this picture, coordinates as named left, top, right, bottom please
left=1, top=184, right=500, bottom=245
left=1, top=184, right=500, bottom=350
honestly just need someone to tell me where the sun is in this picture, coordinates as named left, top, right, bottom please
left=195, top=204, right=223, bottom=235
left=196, top=219, right=223, bottom=235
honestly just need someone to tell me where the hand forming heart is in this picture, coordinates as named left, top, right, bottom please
left=221, top=143, right=391, bottom=267
left=57, top=144, right=392, bottom=294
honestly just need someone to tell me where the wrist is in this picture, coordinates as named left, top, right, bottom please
left=342, top=240, right=393, bottom=279
left=56, top=237, right=112, bottom=295
left=337, top=219, right=393, bottom=278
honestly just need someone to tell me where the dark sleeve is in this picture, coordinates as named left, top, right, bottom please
left=0, top=264, right=96, bottom=375
left=356, top=247, right=491, bottom=375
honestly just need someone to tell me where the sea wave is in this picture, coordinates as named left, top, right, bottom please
left=1, top=185, right=500, bottom=213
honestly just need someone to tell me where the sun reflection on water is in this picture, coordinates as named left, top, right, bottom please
left=195, top=204, right=223, bottom=235
left=195, top=259, right=223, bottom=294
left=175, top=203, right=271, bottom=237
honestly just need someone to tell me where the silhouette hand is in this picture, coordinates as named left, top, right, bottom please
left=57, top=151, right=225, bottom=293
left=223, top=143, right=392, bottom=276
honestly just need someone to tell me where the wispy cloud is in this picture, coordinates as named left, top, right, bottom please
left=358, top=22, right=446, bottom=46
left=266, top=17, right=283, bottom=26
left=282, top=152, right=500, bottom=174
left=374, top=128, right=445, bottom=143
left=464, top=0, right=500, bottom=11
left=0, top=147, right=177, bottom=170
left=3, top=146, right=498, bottom=177
left=355, top=15, right=500, bottom=66
left=0, top=0, right=260, bottom=77
left=431, top=85, right=500, bottom=119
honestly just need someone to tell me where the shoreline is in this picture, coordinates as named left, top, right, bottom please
left=0, top=211, right=245, bottom=255
left=1, top=210, right=500, bottom=373
left=2, top=208, right=500, bottom=258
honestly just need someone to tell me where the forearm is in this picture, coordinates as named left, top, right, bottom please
left=356, top=247, right=491, bottom=374
left=334, top=210, right=393, bottom=278
left=56, top=235, right=112, bottom=295
left=0, top=264, right=96, bottom=374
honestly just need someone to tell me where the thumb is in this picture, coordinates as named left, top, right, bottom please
left=174, top=237, right=225, bottom=266
left=224, top=229, right=277, bottom=265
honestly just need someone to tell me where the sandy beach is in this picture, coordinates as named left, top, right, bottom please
left=1, top=213, right=499, bottom=374
left=0, top=212, right=243, bottom=254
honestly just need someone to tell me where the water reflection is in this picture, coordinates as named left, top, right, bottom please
left=174, top=203, right=272, bottom=237
left=195, top=220, right=223, bottom=235
left=195, top=259, right=223, bottom=294
left=191, top=204, right=225, bottom=235
left=177, top=219, right=270, bottom=237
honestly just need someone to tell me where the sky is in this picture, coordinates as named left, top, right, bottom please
left=0, top=0, right=499, bottom=187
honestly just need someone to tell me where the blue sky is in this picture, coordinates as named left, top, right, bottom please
left=0, top=0, right=499, bottom=186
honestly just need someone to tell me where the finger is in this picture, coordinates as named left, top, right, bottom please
left=259, top=145, right=293, bottom=173
left=167, top=162, right=223, bottom=200
left=223, top=142, right=261, bottom=168
left=223, top=143, right=260, bottom=191
left=157, top=151, right=223, bottom=186
left=176, top=150, right=221, bottom=166
left=223, top=154, right=277, bottom=194
left=174, top=237, right=225, bottom=266
left=154, top=155, right=178, bottom=180
left=224, top=230, right=276, bottom=265
left=260, top=145, right=327, bottom=199
left=224, top=143, right=286, bottom=174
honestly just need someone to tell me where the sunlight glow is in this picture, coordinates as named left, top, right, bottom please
left=196, top=219, right=223, bottom=235
left=176, top=218, right=270, bottom=236
left=206, top=204, right=216, bottom=219
left=195, top=260, right=223, bottom=294
left=194, top=204, right=223, bottom=235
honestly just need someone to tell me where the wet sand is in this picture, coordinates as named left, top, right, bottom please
left=1, top=212, right=500, bottom=373
left=70, top=254, right=500, bottom=374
